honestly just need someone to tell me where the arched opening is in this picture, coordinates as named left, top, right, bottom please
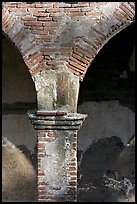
left=77, top=23, right=135, bottom=202
left=2, top=35, right=38, bottom=201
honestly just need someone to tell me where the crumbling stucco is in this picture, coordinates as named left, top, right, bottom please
left=35, top=68, right=79, bottom=112
left=40, top=130, right=76, bottom=195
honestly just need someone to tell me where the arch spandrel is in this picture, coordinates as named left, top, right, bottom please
left=2, top=2, right=135, bottom=111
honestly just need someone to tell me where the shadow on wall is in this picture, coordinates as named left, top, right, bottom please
left=77, top=136, right=135, bottom=202
left=2, top=137, right=38, bottom=202
left=2, top=36, right=37, bottom=152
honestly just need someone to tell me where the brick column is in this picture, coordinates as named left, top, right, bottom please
left=28, top=110, right=87, bottom=202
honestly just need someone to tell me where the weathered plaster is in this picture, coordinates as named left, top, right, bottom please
left=77, top=100, right=135, bottom=151
left=34, top=68, right=79, bottom=111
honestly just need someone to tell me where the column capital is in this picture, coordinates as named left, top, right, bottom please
left=28, top=110, right=87, bottom=130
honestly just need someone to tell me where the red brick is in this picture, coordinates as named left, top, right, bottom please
left=4, top=16, right=15, bottom=31
left=69, top=182, right=77, bottom=186
left=119, top=4, right=134, bottom=19
left=69, top=162, right=77, bottom=166
left=31, top=26, right=44, bottom=30
left=28, top=8, right=45, bottom=12
left=38, top=182, right=48, bottom=186
left=24, top=21, right=43, bottom=26
left=49, top=13, right=58, bottom=17
left=114, top=10, right=127, bottom=21
left=68, top=187, right=77, bottom=192
left=69, top=60, right=86, bottom=71
left=22, top=17, right=37, bottom=21
left=68, top=69, right=81, bottom=77
left=32, top=30, right=49, bottom=35
left=38, top=17, right=53, bottom=21
left=30, top=56, right=44, bottom=65
left=38, top=172, right=45, bottom=176
left=122, top=3, right=135, bottom=16
left=47, top=8, right=64, bottom=12
left=37, top=143, right=46, bottom=148
left=33, top=12, right=49, bottom=17
left=4, top=4, right=17, bottom=8
left=79, top=57, right=90, bottom=65
left=69, top=167, right=76, bottom=171
left=70, top=177, right=77, bottom=180
left=35, top=36, right=52, bottom=42
left=34, top=56, right=44, bottom=64
left=59, top=47, right=72, bottom=53
left=38, top=137, right=52, bottom=141
left=72, top=53, right=88, bottom=64
left=2, top=10, right=9, bottom=21
left=39, top=137, right=56, bottom=141
left=38, top=187, right=46, bottom=191
left=69, top=12, right=84, bottom=17
left=73, top=49, right=83, bottom=57
left=26, top=51, right=39, bottom=61
left=69, top=56, right=87, bottom=67
left=10, top=8, right=27, bottom=12
left=42, top=22, right=59, bottom=27
left=31, top=66, right=44, bottom=76
left=67, top=64, right=83, bottom=74
left=85, top=11, right=101, bottom=16
left=37, top=153, right=46, bottom=157
left=48, top=133, right=57, bottom=137
left=2, top=15, right=10, bottom=26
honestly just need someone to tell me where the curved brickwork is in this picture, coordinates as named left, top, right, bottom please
left=2, top=2, right=135, bottom=202
left=2, top=2, right=135, bottom=80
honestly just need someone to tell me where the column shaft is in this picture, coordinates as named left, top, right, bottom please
left=28, top=110, right=87, bottom=202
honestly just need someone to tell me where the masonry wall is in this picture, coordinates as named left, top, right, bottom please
left=77, top=23, right=135, bottom=151
left=2, top=2, right=135, bottom=202
left=77, top=22, right=135, bottom=202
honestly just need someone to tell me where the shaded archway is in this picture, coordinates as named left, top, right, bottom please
left=77, top=22, right=135, bottom=202
left=2, top=35, right=38, bottom=201
left=2, top=34, right=38, bottom=165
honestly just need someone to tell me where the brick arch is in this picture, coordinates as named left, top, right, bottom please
left=2, top=2, right=135, bottom=81
left=2, top=6, right=45, bottom=78
left=66, top=2, right=135, bottom=81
